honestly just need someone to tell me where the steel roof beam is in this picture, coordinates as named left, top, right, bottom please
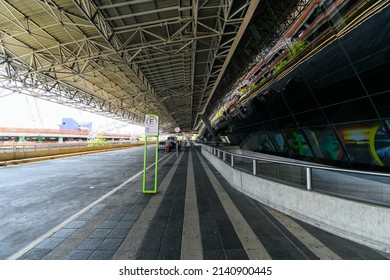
left=106, top=6, right=192, bottom=21
left=98, top=0, right=155, bottom=10
left=72, top=0, right=175, bottom=125
left=0, top=0, right=161, bottom=123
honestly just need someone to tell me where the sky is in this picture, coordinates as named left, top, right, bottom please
left=0, top=88, right=145, bottom=135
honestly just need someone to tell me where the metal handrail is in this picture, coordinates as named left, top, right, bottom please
left=203, top=145, right=390, bottom=177
left=203, top=145, right=390, bottom=191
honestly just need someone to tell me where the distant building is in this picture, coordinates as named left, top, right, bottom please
left=60, top=118, right=92, bottom=132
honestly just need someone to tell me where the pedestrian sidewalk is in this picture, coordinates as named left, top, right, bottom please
left=17, top=148, right=389, bottom=260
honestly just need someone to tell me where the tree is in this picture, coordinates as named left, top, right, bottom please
left=88, top=136, right=109, bottom=146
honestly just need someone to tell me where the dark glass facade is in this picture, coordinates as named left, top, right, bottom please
left=213, top=1, right=390, bottom=171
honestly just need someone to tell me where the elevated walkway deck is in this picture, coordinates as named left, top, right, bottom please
left=14, top=147, right=388, bottom=260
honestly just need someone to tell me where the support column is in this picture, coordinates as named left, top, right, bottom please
left=182, top=133, right=191, bottom=146
left=200, top=114, right=219, bottom=143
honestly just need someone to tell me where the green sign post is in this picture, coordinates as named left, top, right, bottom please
left=142, top=114, right=159, bottom=194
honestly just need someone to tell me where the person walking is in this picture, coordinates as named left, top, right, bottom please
left=165, top=139, right=171, bottom=153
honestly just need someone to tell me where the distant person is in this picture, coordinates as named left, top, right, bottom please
left=165, top=139, right=170, bottom=153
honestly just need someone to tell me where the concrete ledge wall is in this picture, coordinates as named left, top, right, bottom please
left=0, top=144, right=142, bottom=162
left=202, top=148, right=390, bottom=253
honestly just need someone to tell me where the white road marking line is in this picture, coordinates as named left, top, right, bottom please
left=113, top=152, right=184, bottom=260
left=196, top=150, right=272, bottom=260
left=263, top=205, right=342, bottom=260
left=181, top=150, right=203, bottom=259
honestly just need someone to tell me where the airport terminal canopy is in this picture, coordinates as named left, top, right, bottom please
left=0, top=0, right=264, bottom=132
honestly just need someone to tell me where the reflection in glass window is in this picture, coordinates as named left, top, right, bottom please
left=336, top=121, right=390, bottom=167
left=220, top=135, right=230, bottom=144
left=282, top=129, right=313, bottom=157
left=374, top=120, right=390, bottom=167
left=241, top=134, right=257, bottom=151
left=255, top=132, right=276, bottom=153
left=267, top=131, right=289, bottom=154
left=242, top=132, right=276, bottom=153
left=304, top=126, right=345, bottom=161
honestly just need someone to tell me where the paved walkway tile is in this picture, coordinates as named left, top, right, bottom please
left=16, top=148, right=389, bottom=260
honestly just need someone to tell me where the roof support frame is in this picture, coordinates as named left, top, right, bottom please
left=72, top=0, right=175, bottom=127
left=3, top=1, right=160, bottom=123
left=0, top=0, right=262, bottom=132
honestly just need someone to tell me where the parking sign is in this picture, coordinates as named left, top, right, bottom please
left=145, top=114, right=159, bottom=136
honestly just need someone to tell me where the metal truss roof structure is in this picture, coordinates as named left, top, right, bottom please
left=0, top=0, right=303, bottom=133
left=0, top=0, right=258, bottom=132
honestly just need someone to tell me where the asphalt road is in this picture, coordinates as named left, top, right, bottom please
left=0, top=145, right=162, bottom=259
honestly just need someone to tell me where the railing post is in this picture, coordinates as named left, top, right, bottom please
left=223, top=152, right=226, bottom=162
left=217, top=150, right=220, bottom=158
left=253, top=159, right=257, bottom=175
left=231, top=154, right=234, bottom=167
left=306, top=167, right=312, bottom=190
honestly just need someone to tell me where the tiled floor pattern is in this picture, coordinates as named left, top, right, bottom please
left=19, top=148, right=389, bottom=260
